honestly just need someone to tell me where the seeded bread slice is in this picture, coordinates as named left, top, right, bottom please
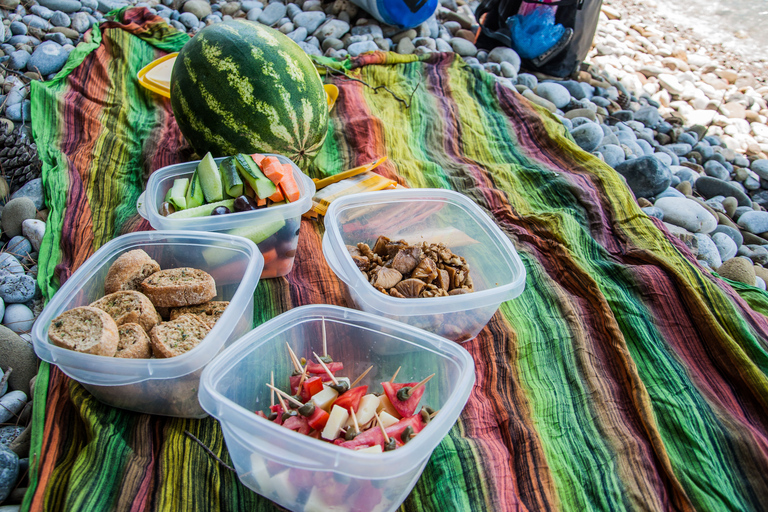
left=170, top=301, right=229, bottom=329
left=48, top=306, right=119, bottom=357
left=149, top=314, right=211, bottom=358
left=105, top=249, right=161, bottom=295
left=139, top=268, right=216, bottom=308
left=115, top=323, right=152, bottom=359
left=89, top=290, right=162, bottom=334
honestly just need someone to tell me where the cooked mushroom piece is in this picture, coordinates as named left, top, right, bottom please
left=370, top=267, right=403, bottom=289
left=435, top=269, right=451, bottom=290
left=389, top=288, right=406, bottom=298
left=392, top=246, right=423, bottom=274
left=352, top=255, right=370, bottom=272
left=372, top=236, right=391, bottom=257
left=411, top=257, right=438, bottom=284
left=347, top=245, right=362, bottom=258
left=394, top=278, right=426, bottom=298
left=385, top=240, right=408, bottom=258
left=449, top=287, right=470, bottom=295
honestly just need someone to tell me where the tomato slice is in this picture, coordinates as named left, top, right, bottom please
left=269, top=404, right=284, bottom=425
left=331, top=385, right=368, bottom=414
left=306, top=406, right=330, bottom=430
left=306, top=361, right=344, bottom=375
left=381, top=381, right=425, bottom=417
left=339, top=414, right=425, bottom=450
left=301, top=376, right=324, bottom=402
left=289, top=375, right=301, bottom=395
left=350, top=482, right=383, bottom=512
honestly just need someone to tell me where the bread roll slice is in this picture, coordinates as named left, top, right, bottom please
left=149, top=314, right=211, bottom=358
left=89, top=290, right=162, bottom=333
left=170, top=301, right=229, bottom=329
left=48, top=306, right=119, bottom=357
left=105, top=249, right=161, bottom=294
left=115, top=323, right=152, bottom=359
left=140, top=268, right=216, bottom=308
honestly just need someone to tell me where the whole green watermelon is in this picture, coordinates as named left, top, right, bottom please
left=170, top=20, right=329, bottom=169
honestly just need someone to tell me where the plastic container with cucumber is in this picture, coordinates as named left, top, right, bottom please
left=139, top=153, right=315, bottom=279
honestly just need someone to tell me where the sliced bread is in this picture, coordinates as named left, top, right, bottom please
left=105, top=249, right=161, bottom=294
left=115, top=323, right=152, bottom=359
left=140, top=267, right=216, bottom=308
left=170, top=301, right=229, bottom=329
left=89, top=290, right=162, bottom=333
left=149, top=314, right=211, bottom=358
left=48, top=306, right=119, bottom=357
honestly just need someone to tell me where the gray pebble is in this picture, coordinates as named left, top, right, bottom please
left=737, top=211, right=768, bottom=234
left=286, top=26, right=306, bottom=42
left=30, top=5, right=54, bottom=19
left=50, top=10, right=71, bottom=27
left=315, top=19, right=349, bottom=41
left=178, top=12, right=199, bottom=29
left=703, top=160, right=729, bottom=181
left=7, top=50, right=29, bottom=71
left=570, top=122, right=603, bottom=153
left=298, top=41, right=322, bottom=56
left=258, top=2, right=286, bottom=26
left=615, top=156, right=672, bottom=198
left=27, top=41, right=70, bottom=76
left=598, top=144, right=625, bottom=167
left=695, top=177, right=752, bottom=207
left=653, top=151, right=672, bottom=167
left=517, top=73, right=537, bottom=90
left=450, top=37, right=476, bottom=57
left=246, top=7, right=262, bottom=20
left=0, top=446, right=18, bottom=503
left=641, top=206, right=664, bottom=220
left=5, top=236, right=32, bottom=262
left=535, top=82, right=570, bottom=109
left=71, top=11, right=90, bottom=32
left=751, top=159, right=768, bottom=181
left=293, top=11, right=325, bottom=33
left=347, top=40, right=378, bottom=57
left=0, top=274, right=35, bottom=304
left=8, top=22, right=26, bottom=36
left=0, top=427, right=23, bottom=449
left=712, top=232, right=737, bottom=261
left=695, top=233, right=722, bottom=268
left=0, top=391, right=25, bottom=424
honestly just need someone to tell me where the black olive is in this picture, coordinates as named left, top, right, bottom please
left=396, top=387, right=412, bottom=402
left=298, top=403, right=315, bottom=417
left=400, top=426, right=414, bottom=444
left=384, top=438, right=397, bottom=451
left=281, top=410, right=298, bottom=422
left=330, top=381, right=349, bottom=394
left=234, top=195, right=259, bottom=212
left=344, top=429, right=359, bottom=441
left=211, top=206, right=230, bottom=215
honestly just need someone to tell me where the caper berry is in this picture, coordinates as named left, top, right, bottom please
left=298, top=403, right=316, bottom=417
left=320, top=355, right=333, bottom=364
left=420, top=407, right=431, bottom=425
left=331, top=381, right=350, bottom=394
left=267, top=411, right=277, bottom=421
left=289, top=396, right=302, bottom=408
left=344, top=429, right=359, bottom=441
left=400, top=426, right=414, bottom=444
left=396, top=387, right=412, bottom=402
left=384, top=438, right=397, bottom=451
left=281, top=410, right=298, bottom=422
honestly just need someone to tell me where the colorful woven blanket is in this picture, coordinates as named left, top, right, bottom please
left=25, top=8, right=768, bottom=511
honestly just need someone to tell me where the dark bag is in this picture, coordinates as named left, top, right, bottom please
left=475, top=0, right=603, bottom=78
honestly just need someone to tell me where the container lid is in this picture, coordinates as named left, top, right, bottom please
left=198, top=304, right=475, bottom=477
left=138, top=154, right=316, bottom=232
left=31, top=231, right=264, bottom=386
left=137, top=52, right=177, bottom=99
left=323, top=188, right=526, bottom=316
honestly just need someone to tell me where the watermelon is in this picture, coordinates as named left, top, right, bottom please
left=170, top=20, right=329, bottom=169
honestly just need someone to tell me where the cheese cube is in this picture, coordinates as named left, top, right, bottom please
left=311, top=385, right=339, bottom=412
left=355, top=444, right=383, bottom=454
left=377, top=394, right=401, bottom=419
left=248, top=454, right=274, bottom=496
left=378, top=411, right=398, bottom=429
left=303, top=486, right=351, bottom=512
left=321, top=404, right=350, bottom=440
left=270, top=470, right=299, bottom=504
left=345, top=394, right=380, bottom=429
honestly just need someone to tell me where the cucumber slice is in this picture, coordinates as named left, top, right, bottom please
left=234, top=154, right=276, bottom=200
left=228, top=218, right=286, bottom=244
left=219, top=157, right=243, bottom=198
left=197, top=152, right=224, bottom=202
left=167, top=178, right=189, bottom=211
left=167, top=199, right=236, bottom=219
left=185, top=169, right=205, bottom=209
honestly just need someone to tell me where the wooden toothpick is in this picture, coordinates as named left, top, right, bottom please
left=312, top=351, right=339, bottom=385
left=285, top=343, right=302, bottom=373
left=266, top=383, right=303, bottom=408
left=349, top=365, right=374, bottom=389
left=374, top=411, right=390, bottom=443
left=389, top=366, right=401, bottom=383
left=350, top=408, right=360, bottom=434
left=322, top=317, right=328, bottom=358
left=270, top=371, right=275, bottom=407
left=409, top=373, right=435, bottom=394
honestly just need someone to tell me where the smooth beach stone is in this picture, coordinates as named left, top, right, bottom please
left=694, top=233, right=722, bottom=269
left=50, top=11, right=71, bottom=27
left=756, top=276, right=766, bottom=290
left=633, top=106, right=660, bottom=128
left=257, top=2, right=286, bottom=25
left=718, top=256, right=756, bottom=284
left=695, top=144, right=714, bottom=160
left=653, top=151, right=672, bottom=166
left=674, top=168, right=698, bottom=185
left=27, top=41, right=69, bottom=75
left=5, top=101, right=31, bottom=123
left=0, top=391, right=25, bottom=424
left=315, top=19, right=349, bottom=40
left=0, top=274, right=35, bottom=304
left=612, top=110, right=634, bottom=123
left=559, top=80, right=586, bottom=99
left=0, top=197, right=35, bottom=239
left=286, top=26, right=306, bottom=42
left=20, top=219, right=44, bottom=253
left=635, top=139, right=654, bottom=156
left=641, top=206, right=664, bottom=220
left=751, top=159, right=768, bottom=181
left=712, top=224, right=743, bottom=248
left=591, top=96, right=610, bottom=108
left=450, top=37, right=476, bottom=56
left=712, top=232, right=738, bottom=261
left=293, top=11, right=325, bottom=33
left=7, top=51, right=29, bottom=71
left=614, top=156, right=671, bottom=199
left=2, top=304, right=33, bottom=333
left=38, top=0, right=81, bottom=12
left=598, top=144, right=625, bottom=167
left=5, top=236, right=31, bottom=261
left=516, top=73, right=537, bottom=90
left=71, top=11, right=90, bottom=32
left=737, top=211, right=768, bottom=234
left=703, top=160, right=729, bottom=181
left=616, top=130, right=637, bottom=144
left=535, top=82, right=570, bottom=109
left=695, top=177, right=752, bottom=207
left=739, top=245, right=768, bottom=266
left=0, top=427, right=23, bottom=450
left=655, top=187, right=685, bottom=199
left=0, top=446, right=18, bottom=503
left=487, top=46, right=520, bottom=71
left=733, top=206, right=754, bottom=222
left=677, top=132, right=698, bottom=146
left=665, top=143, right=692, bottom=156
left=0, top=254, right=23, bottom=276
left=347, top=40, right=378, bottom=56
left=246, top=7, right=263, bottom=20
left=0, top=325, right=36, bottom=396
left=570, top=122, right=603, bottom=152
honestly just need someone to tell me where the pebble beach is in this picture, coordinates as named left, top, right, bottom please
left=0, top=0, right=768, bottom=506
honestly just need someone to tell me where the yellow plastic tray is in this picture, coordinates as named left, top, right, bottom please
left=138, top=53, right=339, bottom=111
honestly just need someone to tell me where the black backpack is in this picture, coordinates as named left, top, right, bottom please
left=475, top=0, right=603, bottom=78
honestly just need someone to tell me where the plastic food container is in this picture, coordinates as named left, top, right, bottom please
left=31, top=231, right=263, bottom=418
left=322, top=189, right=526, bottom=342
left=199, top=304, right=474, bottom=512
left=137, top=155, right=315, bottom=278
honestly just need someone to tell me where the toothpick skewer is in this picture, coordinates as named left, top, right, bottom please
left=270, top=371, right=275, bottom=407
left=273, top=385, right=288, bottom=411
left=285, top=343, right=302, bottom=373
left=297, top=364, right=309, bottom=390
left=349, top=365, right=374, bottom=389
left=350, top=408, right=361, bottom=434
left=374, top=411, right=390, bottom=443
left=389, top=366, right=401, bottom=383
left=266, top=383, right=304, bottom=408
left=409, top=373, right=435, bottom=394
left=322, top=317, right=328, bottom=359
left=312, top=351, right=339, bottom=385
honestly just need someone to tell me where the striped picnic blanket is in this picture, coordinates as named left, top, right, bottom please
left=25, top=7, right=768, bottom=512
